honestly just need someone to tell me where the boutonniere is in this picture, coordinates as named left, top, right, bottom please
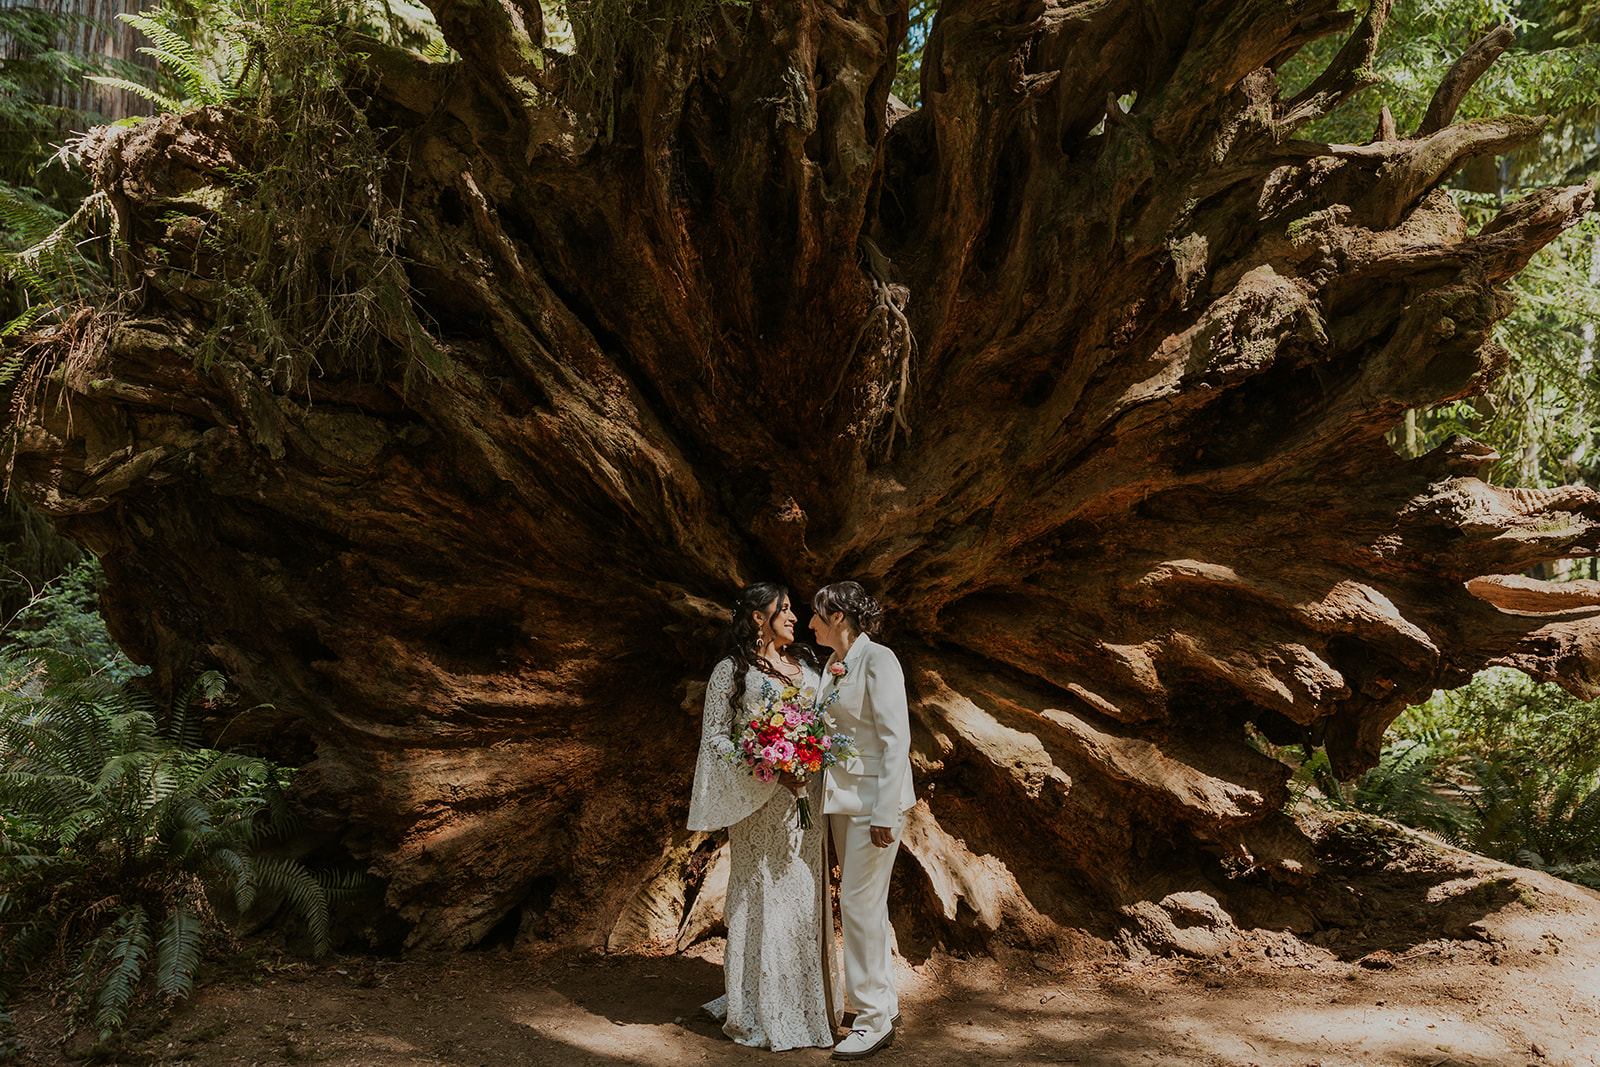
left=829, top=662, right=849, bottom=680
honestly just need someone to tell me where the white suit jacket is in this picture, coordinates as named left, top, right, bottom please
left=820, top=634, right=916, bottom=825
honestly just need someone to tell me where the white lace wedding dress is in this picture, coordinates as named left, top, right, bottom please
left=687, top=657, right=839, bottom=1051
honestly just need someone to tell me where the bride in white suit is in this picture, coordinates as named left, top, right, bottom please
left=811, top=581, right=915, bottom=1061
left=687, top=582, right=839, bottom=1050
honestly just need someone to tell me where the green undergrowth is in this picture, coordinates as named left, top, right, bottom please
left=0, top=563, right=382, bottom=1047
left=0, top=650, right=332, bottom=1042
left=1, top=0, right=450, bottom=394
left=1290, top=668, right=1600, bottom=891
left=2, top=557, right=144, bottom=683
left=173, top=0, right=449, bottom=389
left=1306, top=807, right=1455, bottom=874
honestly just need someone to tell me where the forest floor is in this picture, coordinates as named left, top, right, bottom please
left=8, top=822, right=1600, bottom=1067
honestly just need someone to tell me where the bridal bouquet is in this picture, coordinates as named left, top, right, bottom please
left=721, top=677, right=855, bottom=829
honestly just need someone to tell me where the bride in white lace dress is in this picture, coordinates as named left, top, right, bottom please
left=687, top=583, right=840, bottom=1051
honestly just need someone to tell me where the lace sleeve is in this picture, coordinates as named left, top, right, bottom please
left=687, top=659, right=780, bottom=831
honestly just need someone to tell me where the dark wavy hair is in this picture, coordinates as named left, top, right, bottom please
left=717, top=582, right=819, bottom=715
left=812, top=580, right=883, bottom=637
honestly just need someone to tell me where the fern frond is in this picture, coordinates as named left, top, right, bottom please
left=0, top=250, right=57, bottom=295
left=155, top=794, right=218, bottom=864
left=211, top=847, right=255, bottom=911
left=93, top=751, right=151, bottom=798
left=164, top=670, right=226, bottom=750
left=317, top=867, right=381, bottom=908
left=253, top=857, right=330, bottom=956
left=251, top=769, right=296, bottom=842
left=0, top=770, right=94, bottom=827
left=120, top=13, right=215, bottom=100
left=0, top=183, right=64, bottom=238
left=0, top=844, right=58, bottom=872
left=83, top=75, right=183, bottom=113
left=1, top=305, right=48, bottom=340
left=119, top=11, right=238, bottom=107
left=1353, top=741, right=1467, bottom=838
left=0, top=190, right=111, bottom=288
left=153, top=903, right=203, bottom=1001
left=176, top=751, right=269, bottom=799
left=93, top=905, right=152, bottom=1035
left=40, top=648, right=111, bottom=687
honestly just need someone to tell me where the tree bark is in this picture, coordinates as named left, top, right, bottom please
left=1, top=0, right=159, bottom=120
left=6, top=0, right=1598, bottom=954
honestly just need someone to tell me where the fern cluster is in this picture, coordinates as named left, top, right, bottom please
left=0, top=2, right=135, bottom=343
left=1326, top=669, right=1600, bottom=890
left=4, top=0, right=450, bottom=389
left=87, top=8, right=250, bottom=113
left=0, top=5, right=150, bottom=183
left=0, top=652, right=333, bottom=1039
left=0, top=177, right=114, bottom=343
left=191, top=0, right=448, bottom=388
left=1462, top=753, right=1600, bottom=889
left=1350, top=741, right=1470, bottom=840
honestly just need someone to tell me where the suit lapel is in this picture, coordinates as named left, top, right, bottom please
left=820, top=634, right=858, bottom=699
left=825, top=634, right=870, bottom=702
left=846, top=633, right=870, bottom=676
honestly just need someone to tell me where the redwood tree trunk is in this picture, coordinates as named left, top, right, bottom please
left=2, top=0, right=159, bottom=119
left=7, top=0, right=1598, bottom=954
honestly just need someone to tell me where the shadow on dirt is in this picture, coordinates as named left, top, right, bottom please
left=1281, top=812, right=1529, bottom=963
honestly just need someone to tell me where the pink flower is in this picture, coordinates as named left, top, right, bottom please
left=773, top=740, right=796, bottom=763
left=753, top=764, right=775, bottom=782
left=820, top=735, right=832, bottom=750
left=829, top=662, right=849, bottom=678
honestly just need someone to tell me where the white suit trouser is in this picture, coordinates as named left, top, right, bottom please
left=829, top=812, right=901, bottom=1034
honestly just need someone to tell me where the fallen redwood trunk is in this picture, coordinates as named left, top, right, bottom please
left=6, top=0, right=1598, bottom=953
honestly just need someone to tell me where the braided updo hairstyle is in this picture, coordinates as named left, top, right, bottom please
left=811, top=581, right=884, bottom=638
left=717, top=582, right=819, bottom=715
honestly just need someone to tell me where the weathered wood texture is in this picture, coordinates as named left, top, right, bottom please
left=7, top=0, right=1598, bottom=953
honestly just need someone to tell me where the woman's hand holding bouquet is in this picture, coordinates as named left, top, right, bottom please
left=721, top=677, right=855, bottom=829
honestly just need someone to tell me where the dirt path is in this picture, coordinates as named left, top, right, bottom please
left=9, top=848, right=1600, bottom=1066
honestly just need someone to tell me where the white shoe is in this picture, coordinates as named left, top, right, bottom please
left=832, top=1025, right=895, bottom=1060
